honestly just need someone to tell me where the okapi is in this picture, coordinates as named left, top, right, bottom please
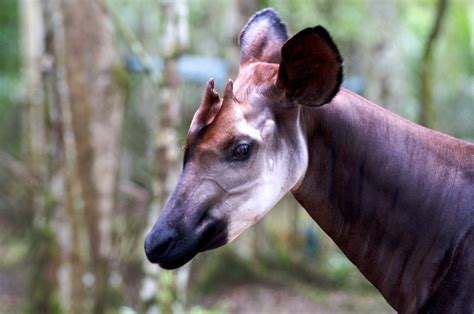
left=145, top=8, right=474, bottom=313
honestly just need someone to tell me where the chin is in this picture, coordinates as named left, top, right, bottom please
left=159, top=260, right=188, bottom=270
left=158, top=238, right=229, bottom=270
left=157, top=253, right=197, bottom=270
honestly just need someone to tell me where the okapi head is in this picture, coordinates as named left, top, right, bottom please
left=145, top=8, right=343, bottom=269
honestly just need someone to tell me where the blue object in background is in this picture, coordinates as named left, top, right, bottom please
left=304, top=226, right=319, bottom=259
left=342, top=75, right=365, bottom=94
left=125, top=53, right=363, bottom=95
left=178, top=55, right=228, bottom=88
left=123, top=54, right=229, bottom=89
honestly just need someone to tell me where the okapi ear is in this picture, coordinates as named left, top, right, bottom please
left=276, top=26, right=343, bottom=107
left=239, top=8, right=288, bottom=65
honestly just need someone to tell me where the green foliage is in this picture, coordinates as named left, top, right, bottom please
left=113, top=65, right=132, bottom=97
left=0, top=0, right=20, bottom=74
left=0, top=0, right=21, bottom=107
left=188, top=306, right=224, bottom=314
left=0, top=236, right=28, bottom=267
left=190, top=248, right=258, bottom=297
left=25, top=224, right=62, bottom=314
left=106, top=286, right=128, bottom=314
left=0, top=100, right=22, bottom=157
left=158, top=270, right=177, bottom=314
left=118, top=306, right=137, bottom=314
left=0, top=0, right=21, bottom=157
left=267, top=0, right=368, bottom=40
left=325, top=253, right=357, bottom=287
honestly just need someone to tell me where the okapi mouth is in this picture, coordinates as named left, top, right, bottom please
left=145, top=213, right=228, bottom=270
left=199, top=221, right=228, bottom=252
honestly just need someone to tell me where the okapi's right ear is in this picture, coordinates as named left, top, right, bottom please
left=239, top=8, right=288, bottom=65
left=276, top=26, right=343, bottom=107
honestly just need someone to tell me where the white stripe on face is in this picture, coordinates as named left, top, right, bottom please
left=220, top=106, right=308, bottom=243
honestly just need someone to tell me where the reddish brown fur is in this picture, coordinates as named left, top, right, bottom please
left=186, top=64, right=280, bottom=161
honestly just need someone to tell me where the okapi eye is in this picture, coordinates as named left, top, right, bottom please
left=232, top=143, right=251, bottom=161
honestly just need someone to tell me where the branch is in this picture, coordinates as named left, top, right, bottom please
left=93, top=0, right=160, bottom=83
left=419, top=0, right=449, bottom=128
left=0, top=151, right=36, bottom=183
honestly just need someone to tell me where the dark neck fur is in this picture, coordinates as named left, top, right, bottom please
left=292, top=88, right=474, bottom=312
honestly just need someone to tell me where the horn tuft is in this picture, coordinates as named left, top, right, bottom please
left=208, top=78, right=215, bottom=89
left=223, top=79, right=234, bottom=100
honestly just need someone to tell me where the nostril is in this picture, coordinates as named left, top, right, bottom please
left=155, top=234, right=174, bottom=254
left=144, top=228, right=176, bottom=263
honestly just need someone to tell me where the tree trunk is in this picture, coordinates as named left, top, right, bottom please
left=419, top=0, right=449, bottom=128
left=59, top=0, right=125, bottom=312
left=41, top=0, right=87, bottom=312
left=141, top=1, right=189, bottom=312
left=21, top=0, right=60, bottom=312
left=363, top=0, right=407, bottom=115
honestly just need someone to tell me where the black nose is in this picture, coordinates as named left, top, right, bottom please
left=144, top=227, right=176, bottom=263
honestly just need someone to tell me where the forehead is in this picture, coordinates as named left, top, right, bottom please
left=234, top=63, right=279, bottom=99
left=184, top=63, right=279, bottom=159
left=200, top=104, right=245, bottom=148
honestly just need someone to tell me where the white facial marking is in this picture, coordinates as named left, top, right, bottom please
left=226, top=156, right=290, bottom=242
left=268, top=158, right=274, bottom=170
left=222, top=106, right=309, bottom=243
left=291, top=106, right=309, bottom=191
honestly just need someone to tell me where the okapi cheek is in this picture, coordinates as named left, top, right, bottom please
left=224, top=168, right=289, bottom=242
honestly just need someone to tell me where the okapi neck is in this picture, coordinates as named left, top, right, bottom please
left=292, top=88, right=471, bottom=312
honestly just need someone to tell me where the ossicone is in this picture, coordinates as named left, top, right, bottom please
left=223, top=79, right=234, bottom=101
left=187, top=78, right=222, bottom=142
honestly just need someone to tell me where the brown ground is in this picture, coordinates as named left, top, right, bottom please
left=198, top=283, right=395, bottom=314
left=0, top=268, right=395, bottom=313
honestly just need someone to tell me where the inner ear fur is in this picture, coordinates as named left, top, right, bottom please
left=276, top=26, right=343, bottom=107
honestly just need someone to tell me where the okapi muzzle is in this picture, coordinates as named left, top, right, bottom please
left=144, top=172, right=229, bottom=269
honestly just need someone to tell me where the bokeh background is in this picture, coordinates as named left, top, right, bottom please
left=0, top=0, right=473, bottom=313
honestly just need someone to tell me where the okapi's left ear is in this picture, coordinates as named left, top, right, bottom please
left=276, top=26, right=343, bottom=107
left=239, top=8, right=288, bottom=65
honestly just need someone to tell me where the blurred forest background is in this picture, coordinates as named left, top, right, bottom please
left=0, top=0, right=472, bottom=313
